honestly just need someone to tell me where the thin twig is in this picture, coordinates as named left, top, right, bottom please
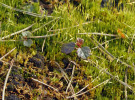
left=0, top=47, right=16, bottom=60
left=130, top=33, right=135, bottom=45
left=90, top=36, right=134, bottom=70
left=48, top=21, right=94, bottom=32
left=42, top=18, right=59, bottom=52
left=28, top=34, right=58, bottom=39
left=69, top=60, right=80, bottom=67
left=2, top=59, right=14, bottom=100
left=0, top=21, right=1, bottom=34
left=0, top=59, right=37, bottom=78
left=66, top=65, right=75, bottom=93
left=87, top=59, right=134, bottom=92
left=125, top=68, right=128, bottom=100
left=55, top=62, right=77, bottom=99
left=42, top=39, right=46, bottom=52
left=91, top=37, right=120, bottom=50
left=32, top=18, right=58, bottom=33
left=78, top=32, right=118, bottom=37
left=31, top=78, right=59, bottom=92
left=75, top=69, right=104, bottom=95
left=0, top=40, right=22, bottom=42
left=0, top=2, right=60, bottom=18
left=67, top=78, right=111, bottom=99
left=1, top=24, right=35, bottom=40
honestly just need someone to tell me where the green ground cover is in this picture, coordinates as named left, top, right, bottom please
left=0, top=0, right=135, bottom=99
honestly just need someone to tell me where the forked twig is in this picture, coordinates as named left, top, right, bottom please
left=55, top=62, right=77, bottom=99
left=75, top=69, right=105, bottom=96
left=66, top=65, right=75, bottom=93
left=31, top=78, right=59, bottom=92
left=2, top=59, right=14, bottom=100
left=67, top=78, right=111, bottom=99
left=0, top=47, right=16, bottom=60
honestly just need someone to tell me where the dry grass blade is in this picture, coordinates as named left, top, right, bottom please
left=78, top=32, right=118, bottom=37
left=2, top=59, right=14, bottom=100
left=0, top=2, right=59, bottom=18
left=31, top=78, right=59, bottom=92
left=1, top=24, right=35, bottom=40
left=66, top=65, right=75, bottom=93
left=55, top=62, right=77, bottom=99
left=0, top=47, right=16, bottom=60
left=67, top=78, right=111, bottom=99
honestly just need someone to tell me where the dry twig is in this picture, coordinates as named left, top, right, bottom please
left=55, top=61, right=77, bottom=99
left=1, top=24, right=35, bottom=40
left=48, top=21, right=94, bottom=32
left=0, top=47, right=16, bottom=60
left=66, top=65, right=75, bottom=93
left=31, top=78, right=59, bottom=92
left=78, top=32, right=118, bottom=37
left=0, top=2, right=59, bottom=18
left=67, top=78, right=111, bottom=99
left=2, top=59, right=14, bottom=100
left=87, top=59, right=134, bottom=92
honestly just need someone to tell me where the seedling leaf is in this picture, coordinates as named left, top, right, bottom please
left=61, top=42, right=75, bottom=54
left=22, top=31, right=32, bottom=38
left=23, top=39, right=33, bottom=47
left=77, top=46, right=91, bottom=59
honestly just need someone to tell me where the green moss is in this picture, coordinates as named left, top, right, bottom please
left=0, top=0, right=135, bottom=99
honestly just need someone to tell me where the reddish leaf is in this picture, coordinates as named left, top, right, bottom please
left=76, top=38, right=84, bottom=47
